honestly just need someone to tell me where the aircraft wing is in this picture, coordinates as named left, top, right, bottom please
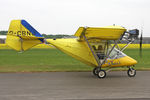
left=74, top=26, right=126, bottom=40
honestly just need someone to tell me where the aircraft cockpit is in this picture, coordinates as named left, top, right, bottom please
left=91, top=41, right=126, bottom=60
left=92, top=45, right=105, bottom=60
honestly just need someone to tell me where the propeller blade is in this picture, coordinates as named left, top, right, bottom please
left=139, top=30, right=143, bottom=58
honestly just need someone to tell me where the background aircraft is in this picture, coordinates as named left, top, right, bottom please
left=6, top=20, right=140, bottom=78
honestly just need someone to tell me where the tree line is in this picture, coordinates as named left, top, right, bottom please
left=0, top=31, right=7, bottom=35
left=0, top=31, right=73, bottom=38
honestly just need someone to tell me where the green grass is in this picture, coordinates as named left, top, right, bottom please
left=123, top=49, right=150, bottom=70
left=0, top=49, right=92, bottom=72
left=0, top=48, right=150, bottom=72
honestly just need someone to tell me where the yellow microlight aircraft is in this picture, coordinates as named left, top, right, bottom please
left=6, top=20, right=140, bottom=78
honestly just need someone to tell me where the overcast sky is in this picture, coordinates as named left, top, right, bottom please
left=0, top=0, right=150, bottom=36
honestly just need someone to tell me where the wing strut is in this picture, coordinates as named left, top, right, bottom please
left=120, top=40, right=134, bottom=52
left=81, top=27, right=120, bottom=69
left=81, top=27, right=101, bottom=67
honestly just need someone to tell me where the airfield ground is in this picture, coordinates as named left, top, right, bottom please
left=0, top=48, right=150, bottom=72
left=0, top=71, right=150, bottom=100
left=0, top=47, right=150, bottom=100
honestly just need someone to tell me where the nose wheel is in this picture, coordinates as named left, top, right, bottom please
left=127, top=67, right=136, bottom=77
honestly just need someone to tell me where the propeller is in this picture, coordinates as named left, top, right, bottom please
left=139, top=29, right=143, bottom=58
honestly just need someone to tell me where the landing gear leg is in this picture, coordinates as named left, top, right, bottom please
left=127, top=66, right=136, bottom=77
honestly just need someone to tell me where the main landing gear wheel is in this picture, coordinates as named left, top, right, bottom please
left=93, top=67, right=98, bottom=76
left=97, top=70, right=106, bottom=78
left=127, top=68, right=136, bottom=77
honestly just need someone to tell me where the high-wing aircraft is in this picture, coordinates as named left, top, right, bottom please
left=6, top=20, right=140, bottom=78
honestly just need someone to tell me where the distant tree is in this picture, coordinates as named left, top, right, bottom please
left=42, top=34, right=74, bottom=39
left=0, top=31, right=7, bottom=35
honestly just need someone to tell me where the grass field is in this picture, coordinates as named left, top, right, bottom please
left=0, top=48, right=150, bottom=72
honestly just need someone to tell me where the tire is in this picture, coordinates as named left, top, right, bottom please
left=93, top=67, right=98, bottom=76
left=97, top=70, right=106, bottom=78
left=127, top=68, right=136, bottom=77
